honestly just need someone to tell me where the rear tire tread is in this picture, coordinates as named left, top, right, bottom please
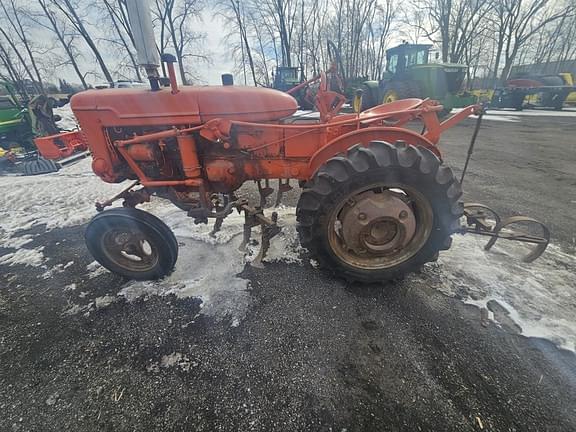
left=297, top=141, right=462, bottom=283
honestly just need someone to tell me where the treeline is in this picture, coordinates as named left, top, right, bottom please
left=220, top=0, right=576, bottom=86
left=0, top=0, right=207, bottom=97
left=0, top=0, right=575, bottom=96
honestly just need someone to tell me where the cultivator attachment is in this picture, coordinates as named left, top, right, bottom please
left=211, top=199, right=282, bottom=268
left=461, top=203, right=550, bottom=262
left=237, top=203, right=281, bottom=268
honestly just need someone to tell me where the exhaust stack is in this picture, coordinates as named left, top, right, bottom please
left=125, top=0, right=160, bottom=90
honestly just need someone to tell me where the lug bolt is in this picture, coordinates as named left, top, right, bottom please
left=399, top=210, right=408, bottom=220
left=358, top=212, right=367, bottom=220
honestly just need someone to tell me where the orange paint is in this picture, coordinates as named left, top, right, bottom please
left=69, top=83, right=478, bottom=208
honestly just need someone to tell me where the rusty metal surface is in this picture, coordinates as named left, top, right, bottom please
left=462, top=203, right=550, bottom=262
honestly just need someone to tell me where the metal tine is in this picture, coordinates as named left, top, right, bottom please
left=257, top=180, right=274, bottom=208
left=251, top=212, right=280, bottom=268
left=274, top=179, right=292, bottom=207
left=210, top=217, right=224, bottom=237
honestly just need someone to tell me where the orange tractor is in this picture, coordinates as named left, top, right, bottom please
left=71, top=1, right=549, bottom=282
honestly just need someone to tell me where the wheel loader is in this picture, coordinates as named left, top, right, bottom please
left=64, top=0, right=549, bottom=283
left=361, top=43, right=476, bottom=114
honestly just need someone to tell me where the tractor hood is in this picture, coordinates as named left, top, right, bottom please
left=71, top=85, right=298, bottom=128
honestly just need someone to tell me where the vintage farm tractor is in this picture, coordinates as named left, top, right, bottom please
left=71, top=1, right=550, bottom=282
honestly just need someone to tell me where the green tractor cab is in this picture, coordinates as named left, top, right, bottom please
left=272, top=66, right=315, bottom=110
left=273, top=67, right=303, bottom=92
left=361, top=43, right=476, bottom=113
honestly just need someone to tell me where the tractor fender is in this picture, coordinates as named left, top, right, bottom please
left=363, top=80, right=380, bottom=91
left=308, top=127, right=440, bottom=177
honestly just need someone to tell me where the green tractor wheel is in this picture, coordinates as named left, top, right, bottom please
left=381, top=81, right=421, bottom=104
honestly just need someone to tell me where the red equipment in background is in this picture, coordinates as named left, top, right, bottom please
left=34, top=130, right=87, bottom=160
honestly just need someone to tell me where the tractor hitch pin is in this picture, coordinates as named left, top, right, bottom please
left=461, top=203, right=550, bottom=263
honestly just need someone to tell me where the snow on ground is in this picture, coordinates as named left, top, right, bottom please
left=53, top=103, right=79, bottom=131
left=77, top=204, right=302, bottom=325
left=1, top=154, right=575, bottom=350
left=0, top=158, right=127, bottom=246
left=434, top=236, right=576, bottom=352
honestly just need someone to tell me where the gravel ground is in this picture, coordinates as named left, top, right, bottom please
left=1, top=110, right=575, bottom=431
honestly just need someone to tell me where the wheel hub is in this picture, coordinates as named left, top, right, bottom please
left=339, top=191, right=416, bottom=256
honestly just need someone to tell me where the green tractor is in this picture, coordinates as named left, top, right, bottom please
left=361, top=43, right=476, bottom=113
left=0, top=82, right=61, bottom=174
left=272, top=66, right=315, bottom=110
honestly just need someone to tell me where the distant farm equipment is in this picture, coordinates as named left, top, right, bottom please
left=360, top=43, right=476, bottom=114
left=0, top=82, right=88, bottom=175
left=490, top=74, right=574, bottom=110
left=272, top=66, right=315, bottom=110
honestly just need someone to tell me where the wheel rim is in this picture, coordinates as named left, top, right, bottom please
left=100, top=227, right=159, bottom=273
left=327, top=185, right=433, bottom=270
left=383, top=90, right=399, bottom=103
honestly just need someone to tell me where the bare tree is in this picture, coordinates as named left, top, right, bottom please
left=52, top=0, right=114, bottom=84
left=490, top=0, right=573, bottom=82
left=101, top=0, right=142, bottom=81
left=216, top=0, right=257, bottom=85
left=153, top=0, right=209, bottom=85
left=33, top=0, right=88, bottom=89
left=0, top=0, right=44, bottom=93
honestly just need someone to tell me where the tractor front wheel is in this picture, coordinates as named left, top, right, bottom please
left=296, top=141, right=462, bottom=282
left=85, top=208, right=178, bottom=280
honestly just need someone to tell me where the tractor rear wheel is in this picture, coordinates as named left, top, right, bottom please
left=382, top=81, right=421, bottom=104
left=85, top=208, right=178, bottom=280
left=296, top=141, right=462, bottom=283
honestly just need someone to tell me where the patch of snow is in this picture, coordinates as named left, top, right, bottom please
left=160, top=352, right=195, bottom=371
left=115, top=206, right=303, bottom=325
left=94, top=295, right=116, bottom=309
left=62, top=302, right=91, bottom=316
left=0, top=246, right=45, bottom=267
left=41, top=263, right=66, bottom=279
left=64, top=283, right=77, bottom=291
left=0, top=157, right=127, bottom=254
left=53, top=103, right=79, bottom=130
left=433, top=235, right=576, bottom=352
left=86, top=261, right=109, bottom=279
left=2, top=235, right=33, bottom=248
left=118, top=237, right=251, bottom=325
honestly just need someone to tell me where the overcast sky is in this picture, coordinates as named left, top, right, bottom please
left=194, top=13, right=236, bottom=85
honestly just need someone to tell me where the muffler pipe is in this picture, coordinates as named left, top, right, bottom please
left=125, top=0, right=161, bottom=90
